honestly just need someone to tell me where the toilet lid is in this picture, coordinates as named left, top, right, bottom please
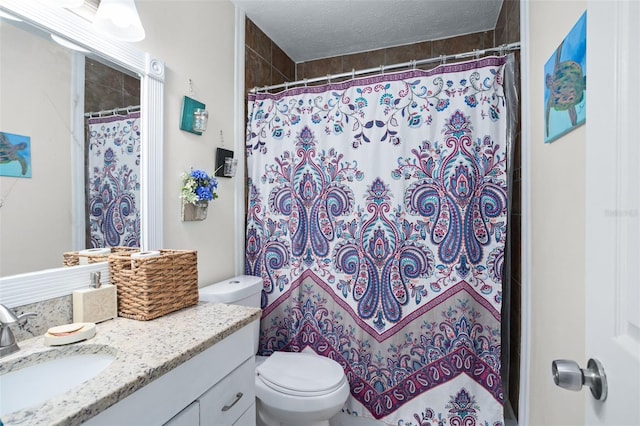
left=256, top=351, right=346, bottom=396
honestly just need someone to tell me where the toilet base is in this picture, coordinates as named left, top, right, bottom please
left=256, top=399, right=330, bottom=426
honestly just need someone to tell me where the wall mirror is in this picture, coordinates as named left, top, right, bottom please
left=0, top=0, right=164, bottom=306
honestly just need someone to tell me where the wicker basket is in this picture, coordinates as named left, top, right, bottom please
left=63, top=247, right=139, bottom=267
left=108, top=249, right=198, bottom=321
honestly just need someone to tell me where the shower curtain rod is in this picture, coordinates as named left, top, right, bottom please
left=84, top=105, right=140, bottom=118
left=250, top=42, right=520, bottom=94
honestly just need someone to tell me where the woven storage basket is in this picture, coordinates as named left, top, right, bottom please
left=108, top=249, right=198, bottom=321
left=63, top=247, right=139, bottom=267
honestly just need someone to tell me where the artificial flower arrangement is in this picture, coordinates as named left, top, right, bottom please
left=181, top=169, right=218, bottom=205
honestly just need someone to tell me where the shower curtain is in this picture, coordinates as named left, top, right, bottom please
left=246, top=56, right=514, bottom=425
left=86, top=112, right=141, bottom=248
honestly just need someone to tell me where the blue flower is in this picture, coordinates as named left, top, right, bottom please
left=190, top=170, right=207, bottom=180
left=182, top=169, right=219, bottom=203
left=196, top=186, right=212, bottom=200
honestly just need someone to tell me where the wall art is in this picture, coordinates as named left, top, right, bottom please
left=544, top=11, right=587, bottom=143
left=0, top=131, right=31, bottom=178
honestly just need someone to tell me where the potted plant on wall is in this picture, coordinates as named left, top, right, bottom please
left=181, top=169, right=218, bottom=221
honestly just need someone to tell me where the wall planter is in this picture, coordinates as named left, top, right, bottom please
left=180, top=168, right=218, bottom=222
left=181, top=200, right=208, bottom=221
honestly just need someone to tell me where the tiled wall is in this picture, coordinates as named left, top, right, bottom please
left=296, top=31, right=495, bottom=77
left=244, top=18, right=295, bottom=94
left=84, top=58, right=140, bottom=114
left=244, top=2, right=521, bottom=416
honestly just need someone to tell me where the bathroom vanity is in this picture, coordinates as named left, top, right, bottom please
left=0, top=303, right=261, bottom=426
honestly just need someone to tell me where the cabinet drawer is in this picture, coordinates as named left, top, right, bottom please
left=200, top=357, right=255, bottom=425
left=164, top=401, right=199, bottom=426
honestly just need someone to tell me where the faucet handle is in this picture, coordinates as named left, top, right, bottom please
left=0, top=304, right=36, bottom=326
left=17, top=312, right=36, bottom=323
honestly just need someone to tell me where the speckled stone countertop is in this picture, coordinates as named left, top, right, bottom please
left=0, top=302, right=261, bottom=426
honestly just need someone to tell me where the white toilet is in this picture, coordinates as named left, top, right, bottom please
left=199, top=275, right=350, bottom=426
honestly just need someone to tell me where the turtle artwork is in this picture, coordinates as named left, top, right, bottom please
left=545, top=40, right=586, bottom=136
left=0, top=132, right=30, bottom=177
left=543, top=11, right=587, bottom=143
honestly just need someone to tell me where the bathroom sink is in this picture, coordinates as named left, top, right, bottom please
left=0, top=352, right=115, bottom=416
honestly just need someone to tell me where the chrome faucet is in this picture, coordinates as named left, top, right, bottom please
left=0, top=304, right=36, bottom=357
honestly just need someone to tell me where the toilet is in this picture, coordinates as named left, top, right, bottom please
left=199, top=275, right=350, bottom=426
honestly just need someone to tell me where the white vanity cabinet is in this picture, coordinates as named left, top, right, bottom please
left=85, top=320, right=258, bottom=426
left=166, top=357, right=256, bottom=426
left=164, top=401, right=199, bottom=426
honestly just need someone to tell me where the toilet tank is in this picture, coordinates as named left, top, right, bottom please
left=199, top=275, right=262, bottom=308
left=199, top=275, right=263, bottom=354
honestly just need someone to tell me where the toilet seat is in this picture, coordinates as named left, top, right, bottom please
left=256, top=351, right=346, bottom=397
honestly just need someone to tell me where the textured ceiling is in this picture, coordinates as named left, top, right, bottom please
left=232, top=0, right=504, bottom=63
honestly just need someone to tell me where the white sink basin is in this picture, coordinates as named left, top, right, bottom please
left=0, top=352, right=115, bottom=416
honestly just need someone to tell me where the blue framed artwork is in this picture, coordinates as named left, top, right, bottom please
left=0, top=131, right=31, bottom=178
left=544, top=11, right=587, bottom=144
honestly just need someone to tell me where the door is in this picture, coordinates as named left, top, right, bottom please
left=585, top=1, right=640, bottom=424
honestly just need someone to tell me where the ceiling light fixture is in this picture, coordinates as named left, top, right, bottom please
left=93, top=0, right=145, bottom=42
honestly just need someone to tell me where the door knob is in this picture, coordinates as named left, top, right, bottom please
left=552, top=358, right=607, bottom=401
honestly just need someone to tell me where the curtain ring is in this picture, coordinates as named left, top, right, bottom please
left=499, top=45, right=506, bottom=56
left=380, top=65, right=384, bottom=75
left=284, top=81, right=289, bottom=90
left=352, top=68, right=356, bottom=79
left=303, top=79, right=308, bottom=87
left=440, top=54, right=446, bottom=65
left=327, top=74, right=331, bottom=83
left=474, top=49, right=480, bottom=59
left=412, top=60, right=417, bottom=70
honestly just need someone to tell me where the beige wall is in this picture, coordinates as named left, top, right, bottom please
left=135, top=1, right=237, bottom=286
left=528, top=1, right=586, bottom=424
left=0, top=22, right=73, bottom=276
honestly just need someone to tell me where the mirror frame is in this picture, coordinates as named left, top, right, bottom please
left=0, top=0, right=164, bottom=307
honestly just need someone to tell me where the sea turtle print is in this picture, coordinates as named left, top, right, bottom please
left=545, top=40, right=586, bottom=137
left=0, top=132, right=29, bottom=176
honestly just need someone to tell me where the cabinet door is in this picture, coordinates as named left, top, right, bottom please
left=233, top=403, right=256, bottom=426
left=200, top=357, right=255, bottom=426
left=164, top=401, right=199, bottom=426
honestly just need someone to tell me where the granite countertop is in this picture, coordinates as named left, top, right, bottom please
left=0, top=302, right=261, bottom=426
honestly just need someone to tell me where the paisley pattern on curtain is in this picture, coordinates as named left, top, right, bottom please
left=87, top=112, right=140, bottom=248
left=246, top=57, right=509, bottom=425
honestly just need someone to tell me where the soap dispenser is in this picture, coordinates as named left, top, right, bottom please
left=72, top=272, right=117, bottom=323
